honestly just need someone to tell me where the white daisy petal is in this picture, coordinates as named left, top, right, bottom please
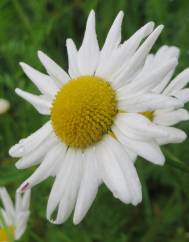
left=153, top=69, right=176, bottom=94
left=112, top=25, right=164, bottom=88
left=0, top=208, right=12, bottom=225
left=0, top=187, right=15, bottom=220
left=18, top=190, right=31, bottom=211
left=113, top=126, right=165, bottom=165
left=112, top=22, right=155, bottom=78
left=20, top=62, right=58, bottom=97
left=153, top=46, right=180, bottom=65
left=96, top=11, right=124, bottom=75
left=9, top=121, right=52, bottom=157
left=120, top=21, right=155, bottom=57
left=15, top=133, right=58, bottom=169
left=100, top=11, right=124, bottom=55
left=14, top=190, right=31, bottom=240
left=55, top=157, right=83, bottom=224
left=97, top=21, right=154, bottom=81
left=142, top=46, right=179, bottom=93
left=173, top=88, right=189, bottom=103
left=117, top=58, right=178, bottom=96
left=118, top=93, right=182, bottom=112
left=95, top=136, right=132, bottom=204
left=115, top=113, right=168, bottom=139
left=47, top=149, right=83, bottom=224
left=156, top=126, right=187, bottom=145
left=78, top=10, right=99, bottom=75
left=104, top=136, right=142, bottom=205
left=66, top=39, right=80, bottom=78
left=125, top=148, right=137, bottom=163
left=154, top=109, right=189, bottom=126
left=18, top=143, right=66, bottom=191
left=15, top=88, right=51, bottom=115
left=14, top=212, right=30, bottom=240
left=38, top=51, right=70, bottom=86
left=163, top=68, right=189, bottom=95
left=73, top=147, right=100, bottom=224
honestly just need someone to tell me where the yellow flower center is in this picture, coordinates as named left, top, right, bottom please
left=140, top=111, right=154, bottom=121
left=51, top=76, right=117, bottom=149
left=0, top=226, right=14, bottom=242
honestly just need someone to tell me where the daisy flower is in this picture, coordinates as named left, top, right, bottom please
left=0, top=187, right=30, bottom=241
left=129, top=45, right=189, bottom=147
left=0, top=99, right=10, bottom=115
left=9, top=10, right=186, bottom=224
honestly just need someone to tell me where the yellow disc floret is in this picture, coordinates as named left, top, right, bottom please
left=140, top=111, right=154, bottom=121
left=51, top=76, right=117, bottom=149
left=0, top=226, right=14, bottom=242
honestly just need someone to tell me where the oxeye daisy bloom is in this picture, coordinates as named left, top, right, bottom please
left=0, top=188, right=30, bottom=241
left=129, top=45, right=189, bottom=147
left=9, top=10, right=187, bottom=224
left=0, top=99, right=10, bottom=115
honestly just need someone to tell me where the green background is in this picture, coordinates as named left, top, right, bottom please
left=0, top=0, right=189, bottom=241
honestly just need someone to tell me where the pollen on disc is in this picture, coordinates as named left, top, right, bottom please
left=51, top=76, right=117, bottom=149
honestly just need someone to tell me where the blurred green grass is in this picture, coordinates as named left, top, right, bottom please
left=0, top=0, right=189, bottom=241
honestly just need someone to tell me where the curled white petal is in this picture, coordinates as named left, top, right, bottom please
left=15, top=133, right=58, bottom=169
left=9, top=121, right=52, bottom=157
left=18, top=143, right=66, bottom=191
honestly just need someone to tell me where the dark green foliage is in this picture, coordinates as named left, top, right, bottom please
left=0, top=0, right=189, bottom=241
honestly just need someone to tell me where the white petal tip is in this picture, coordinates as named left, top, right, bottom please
left=37, top=50, right=45, bottom=59
left=146, top=21, right=155, bottom=31
left=90, top=9, right=95, bottom=14
left=149, top=21, right=155, bottom=26
left=19, top=62, right=29, bottom=71
left=66, top=38, right=73, bottom=46
left=47, top=217, right=65, bottom=225
left=73, top=216, right=81, bottom=225
left=15, top=162, right=22, bottom=169
left=158, top=157, right=166, bottom=166
left=183, top=112, right=189, bottom=120
left=158, top=24, right=164, bottom=30
left=15, top=88, right=21, bottom=94
left=181, top=132, right=187, bottom=142
left=9, top=146, right=15, bottom=157
left=19, top=62, right=25, bottom=67
left=153, top=25, right=164, bottom=36
left=9, top=142, right=25, bottom=157
left=88, top=10, right=95, bottom=19
left=117, top=10, right=124, bottom=18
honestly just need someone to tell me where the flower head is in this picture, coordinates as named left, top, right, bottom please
left=0, top=187, right=30, bottom=241
left=9, top=10, right=189, bottom=224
